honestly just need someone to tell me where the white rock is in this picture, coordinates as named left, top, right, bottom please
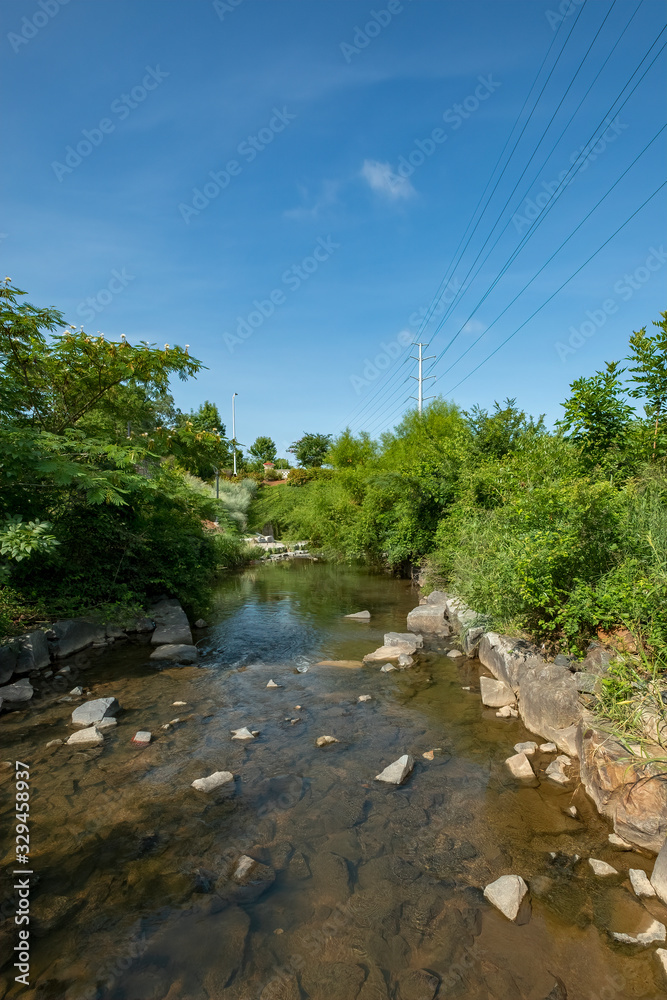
left=46, top=739, right=63, bottom=748
left=67, top=726, right=103, bottom=746
left=358, top=695, right=372, bottom=702
left=589, top=858, right=618, bottom=876
left=71, top=697, right=119, bottom=728
left=96, top=718, right=117, bottom=730
left=483, top=874, right=529, bottom=921
left=505, top=752, right=535, bottom=780
left=462, top=685, right=471, bottom=691
left=375, top=754, right=414, bottom=785
left=364, top=643, right=416, bottom=663
left=173, top=700, right=187, bottom=706
left=231, top=727, right=257, bottom=740
left=480, top=676, right=515, bottom=708
left=345, top=610, right=371, bottom=619
left=316, top=735, right=339, bottom=747
left=539, top=742, right=557, bottom=752
left=380, top=664, right=396, bottom=672
left=629, top=868, right=657, bottom=897
left=192, top=770, right=234, bottom=792
left=496, top=705, right=512, bottom=718
left=132, top=731, right=151, bottom=745
left=566, top=805, right=578, bottom=818
left=514, top=741, right=538, bottom=755
left=545, top=757, right=572, bottom=785
left=508, top=707, right=519, bottom=717
left=70, top=686, right=83, bottom=696
left=656, top=948, right=667, bottom=979
left=447, top=649, right=464, bottom=658
left=609, top=833, right=633, bottom=849
left=266, top=680, right=279, bottom=688
left=612, top=919, right=666, bottom=946
left=233, top=854, right=256, bottom=879
left=397, top=653, right=414, bottom=667
left=651, top=837, right=667, bottom=905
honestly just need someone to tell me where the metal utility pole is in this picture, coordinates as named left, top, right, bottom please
left=232, top=392, right=238, bottom=476
left=410, top=343, right=436, bottom=414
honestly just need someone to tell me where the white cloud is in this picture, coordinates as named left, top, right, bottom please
left=462, top=319, right=486, bottom=335
left=360, top=159, right=414, bottom=200
left=284, top=180, right=339, bottom=221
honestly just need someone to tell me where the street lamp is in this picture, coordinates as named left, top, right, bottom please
left=232, top=392, right=238, bottom=476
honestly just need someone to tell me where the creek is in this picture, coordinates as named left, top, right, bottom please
left=0, top=562, right=663, bottom=999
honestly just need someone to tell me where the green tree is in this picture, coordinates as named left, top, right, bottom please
left=288, top=432, right=333, bottom=468
left=327, top=429, right=378, bottom=468
left=558, top=361, right=634, bottom=467
left=465, top=398, right=545, bottom=459
left=249, top=436, right=277, bottom=464
left=627, top=313, right=667, bottom=459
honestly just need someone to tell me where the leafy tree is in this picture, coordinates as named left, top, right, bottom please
left=627, top=313, right=667, bottom=459
left=327, top=429, right=378, bottom=468
left=249, top=436, right=277, bottom=464
left=465, top=398, right=545, bottom=459
left=558, top=361, right=634, bottom=467
left=177, top=400, right=226, bottom=436
left=288, top=432, right=333, bottom=468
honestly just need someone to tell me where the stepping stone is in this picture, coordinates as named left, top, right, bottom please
left=192, top=770, right=234, bottom=792
left=71, top=697, right=119, bottom=728
left=375, top=754, right=414, bottom=785
left=589, top=858, right=618, bottom=876
left=483, top=874, right=529, bottom=921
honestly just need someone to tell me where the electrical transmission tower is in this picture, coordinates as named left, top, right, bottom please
left=410, top=343, right=436, bottom=414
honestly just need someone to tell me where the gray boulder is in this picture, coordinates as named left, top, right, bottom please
left=149, top=599, right=193, bottom=645
left=464, top=625, right=486, bottom=656
left=651, top=838, right=667, bottom=905
left=518, top=663, right=582, bottom=754
left=384, top=631, right=423, bottom=649
left=149, top=644, right=198, bottom=665
left=0, top=678, right=33, bottom=703
left=67, top=726, right=103, bottom=747
left=0, top=641, right=19, bottom=684
left=505, top=753, right=535, bottom=781
left=424, top=590, right=448, bottom=605
left=478, top=632, right=543, bottom=690
left=480, top=676, right=515, bottom=708
left=71, top=697, right=119, bottom=728
left=50, top=619, right=107, bottom=659
left=407, top=603, right=447, bottom=634
left=14, top=630, right=51, bottom=673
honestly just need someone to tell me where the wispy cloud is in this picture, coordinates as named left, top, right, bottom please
left=284, top=180, right=339, bottom=221
left=463, top=319, right=486, bottom=335
left=360, top=159, right=414, bottom=200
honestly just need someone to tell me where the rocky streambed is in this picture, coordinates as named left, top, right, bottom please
left=1, top=562, right=666, bottom=999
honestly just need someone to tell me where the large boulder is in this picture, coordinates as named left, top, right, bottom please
left=478, top=632, right=543, bottom=690
left=149, top=644, right=198, bottom=665
left=651, top=838, right=667, bottom=905
left=149, top=599, right=193, bottom=645
left=0, top=641, right=19, bottom=684
left=407, top=604, right=447, bottom=634
left=0, top=678, right=33, bottom=704
left=14, top=631, right=51, bottom=673
left=577, top=723, right=667, bottom=853
left=480, top=676, right=515, bottom=708
left=50, top=619, right=107, bottom=659
left=518, top=663, right=582, bottom=754
left=71, top=697, right=120, bottom=728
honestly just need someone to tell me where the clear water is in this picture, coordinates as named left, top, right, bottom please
left=0, top=562, right=665, bottom=999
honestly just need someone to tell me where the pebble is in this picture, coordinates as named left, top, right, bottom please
left=447, top=649, right=464, bottom=658
left=545, top=755, right=572, bottom=785
left=191, top=770, right=234, bottom=792
left=231, top=727, right=258, bottom=740
left=173, top=701, right=187, bottom=706
left=316, top=735, right=339, bottom=747
left=289, top=718, right=301, bottom=725
left=422, top=748, right=441, bottom=760
left=274, top=928, right=284, bottom=935
left=358, top=695, right=372, bottom=702
left=266, top=680, right=279, bottom=688
left=609, top=833, right=633, bottom=849
left=380, top=664, right=396, bottom=672
left=294, top=705, right=302, bottom=710
left=462, top=685, right=472, bottom=690
left=566, top=805, right=578, bottom=818
left=132, top=731, right=152, bottom=746
left=629, top=868, right=657, bottom=898
left=46, top=739, right=63, bottom=748
left=70, top=686, right=83, bottom=696
left=589, top=858, right=618, bottom=876
left=514, top=741, right=538, bottom=755
left=540, top=742, right=558, bottom=752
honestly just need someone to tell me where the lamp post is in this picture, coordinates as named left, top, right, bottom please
left=232, top=392, right=238, bottom=476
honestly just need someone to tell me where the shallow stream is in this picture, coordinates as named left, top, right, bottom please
left=1, top=562, right=665, bottom=999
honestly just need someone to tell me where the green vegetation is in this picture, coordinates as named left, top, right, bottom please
left=0, top=282, right=256, bottom=636
left=253, top=313, right=667, bottom=659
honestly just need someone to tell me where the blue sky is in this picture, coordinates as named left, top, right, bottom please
left=2, top=0, right=665, bottom=459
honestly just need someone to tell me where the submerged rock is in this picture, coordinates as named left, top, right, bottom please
left=588, top=858, right=617, bottom=876
left=266, top=679, right=279, bottom=688
left=363, top=643, right=417, bottom=663
left=149, top=643, right=198, bottom=665
left=150, top=598, right=193, bottom=645
left=611, top=919, right=666, bottom=946
left=131, top=731, right=151, bottom=745
left=609, top=832, right=633, bottom=849
left=483, top=874, right=529, bottom=921
left=358, top=694, right=372, bottom=702
left=192, top=770, right=234, bottom=792
left=316, top=735, right=339, bottom=747
left=71, top=697, right=119, bottom=728
left=514, top=741, right=538, bottom=755
left=345, top=610, right=371, bottom=619
left=397, top=653, right=414, bottom=667
left=232, top=727, right=258, bottom=740
left=629, top=868, right=656, bottom=897
left=545, top=755, right=573, bottom=786
left=380, top=663, right=396, bottom=673
left=375, top=754, right=414, bottom=785
left=480, top=676, right=515, bottom=708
